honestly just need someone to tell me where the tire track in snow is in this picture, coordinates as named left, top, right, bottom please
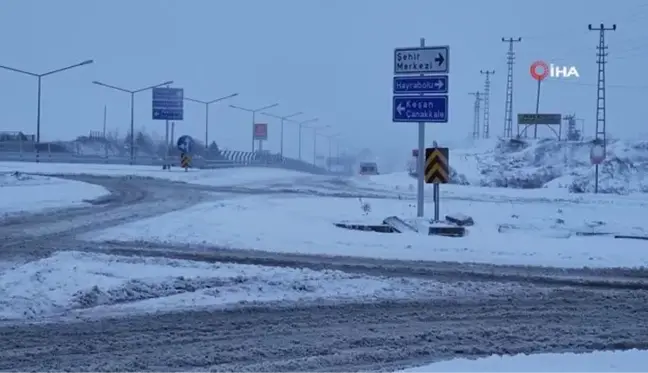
left=80, top=241, right=648, bottom=291
left=1, top=290, right=647, bottom=372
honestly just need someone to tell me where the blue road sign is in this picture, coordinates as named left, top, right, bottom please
left=392, top=96, right=448, bottom=123
left=152, top=87, right=184, bottom=121
left=177, top=135, right=193, bottom=153
left=393, top=76, right=449, bottom=94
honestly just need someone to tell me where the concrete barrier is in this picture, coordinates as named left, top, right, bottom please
left=383, top=216, right=418, bottom=233
left=334, top=222, right=398, bottom=233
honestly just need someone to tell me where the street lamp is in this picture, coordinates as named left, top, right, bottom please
left=185, top=93, right=238, bottom=149
left=0, top=59, right=94, bottom=150
left=294, top=118, right=318, bottom=161
left=260, top=111, right=302, bottom=157
left=229, top=103, right=279, bottom=152
left=92, top=79, right=173, bottom=164
left=312, top=124, right=331, bottom=166
left=323, top=132, right=341, bottom=171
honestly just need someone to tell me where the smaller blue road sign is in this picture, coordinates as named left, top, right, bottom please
left=153, top=87, right=184, bottom=121
left=393, top=76, right=448, bottom=94
left=392, top=96, right=448, bottom=123
left=177, top=135, right=193, bottom=153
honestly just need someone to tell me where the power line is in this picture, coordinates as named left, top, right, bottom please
left=502, top=37, right=522, bottom=138
left=588, top=23, right=616, bottom=194
left=480, top=70, right=495, bottom=139
left=468, top=91, right=482, bottom=139
left=545, top=80, right=648, bottom=90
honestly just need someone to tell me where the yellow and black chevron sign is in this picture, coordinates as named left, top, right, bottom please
left=425, top=147, right=450, bottom=184
left=180, top=153, right=192, bottom=168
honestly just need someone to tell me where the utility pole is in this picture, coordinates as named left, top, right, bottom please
left=296, top=118, right=319, bottom=161
left=184, top=93, right=239, bottom=150
left=260, top=111, right=303, bottom=157
left=501, top=37, right=521, bottom=138
left=468, top=91, right=482, bottom=139
left=229, top=103, right=279, bottom=152
left=589, top=23, right=616, bottom=194
left=564, top=114, right=584, bottom=141
left=480, top=70, right=495, bottom=139
left=92, top=79, right=173, bottom=164
left=103, top=105, right=108, bottom=158
left=102, top=105, right=107, bottom=139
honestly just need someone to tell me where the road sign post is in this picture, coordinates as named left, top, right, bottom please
left=253, top=123, right=268, bottom=140
left=425, top=147, right=450, bottom=221
left=393, top=76, right=448, bottom=94
left=393, top=39, right=450, bottom=218
left=253, top=123, right=268, bottom=151
left=517, top=113, right=562, bottom=139
left=177, top=135, right=193, bottom=172
left=392, top=96, right=449, bottom=122
left=152, top=88, right=184, bottom=121
left=176, top=134, right=193, bottom=154
left=394, top=46, right=449, bottom=74
left=590, top=143, right=605, bottom=165
left=180, top=153, right=191, bottom=171
left=590, top=140, right=605, bottom=194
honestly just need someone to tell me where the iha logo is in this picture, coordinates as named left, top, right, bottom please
left=530, top=60, right=580, bottom=81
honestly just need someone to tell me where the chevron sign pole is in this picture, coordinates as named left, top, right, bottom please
left=424, top=147, right=450, bottom=221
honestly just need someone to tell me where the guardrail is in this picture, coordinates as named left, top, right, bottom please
left=0, top=151, right=334, bottom=174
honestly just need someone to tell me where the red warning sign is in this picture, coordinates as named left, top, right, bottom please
left=253, top=123, right=268, bottom=140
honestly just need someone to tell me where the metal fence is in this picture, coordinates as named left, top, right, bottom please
left=0, top=149, right=334, bottom=174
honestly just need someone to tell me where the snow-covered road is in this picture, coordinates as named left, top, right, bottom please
left=1, top=162, right=647, bottom=371
left=1, top=277, right=646, bottom=372
left=0, top=171, right=108, bottom=217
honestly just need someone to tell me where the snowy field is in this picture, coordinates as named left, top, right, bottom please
left=401, top=137, right=648, bottom=194
left=86, top=191, right=648, bottom=268
left=0, top=251, right=529, bottom=322
left=354, top=171, right=648, bottom=203
left=450, top=137, right=648, bottom=194
left=0, top=171, right=108, bottom=217
left=398, top=349, right=648, bottom=372
left=0, top=161, right=312, bottom=187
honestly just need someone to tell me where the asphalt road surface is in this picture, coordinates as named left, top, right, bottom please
left=1, top=174, right=648, bottom=372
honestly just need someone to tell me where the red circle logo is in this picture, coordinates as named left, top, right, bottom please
left=530, top=60, right=549, bottom=81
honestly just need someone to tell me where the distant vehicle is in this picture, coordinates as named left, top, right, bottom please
left=359, top=162, right=379, bottom=175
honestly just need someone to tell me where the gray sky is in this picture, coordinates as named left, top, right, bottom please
left=0, top=0, right=646, bottom=161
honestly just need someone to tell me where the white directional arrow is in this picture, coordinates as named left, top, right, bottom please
left=434, top=79, right=444, bottom=89
left=396, top=103, right=405, bottom=115
left=153, top=110, right=160, bottom=117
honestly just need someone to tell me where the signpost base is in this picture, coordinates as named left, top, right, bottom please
left=428, top=224, right=466, bottom=237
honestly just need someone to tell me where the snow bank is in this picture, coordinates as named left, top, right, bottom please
left=0, top=251, right=523, bottom=321
left=85, top=192, right=648, bottom=269
left=0, top=171, right=108, bottom=217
